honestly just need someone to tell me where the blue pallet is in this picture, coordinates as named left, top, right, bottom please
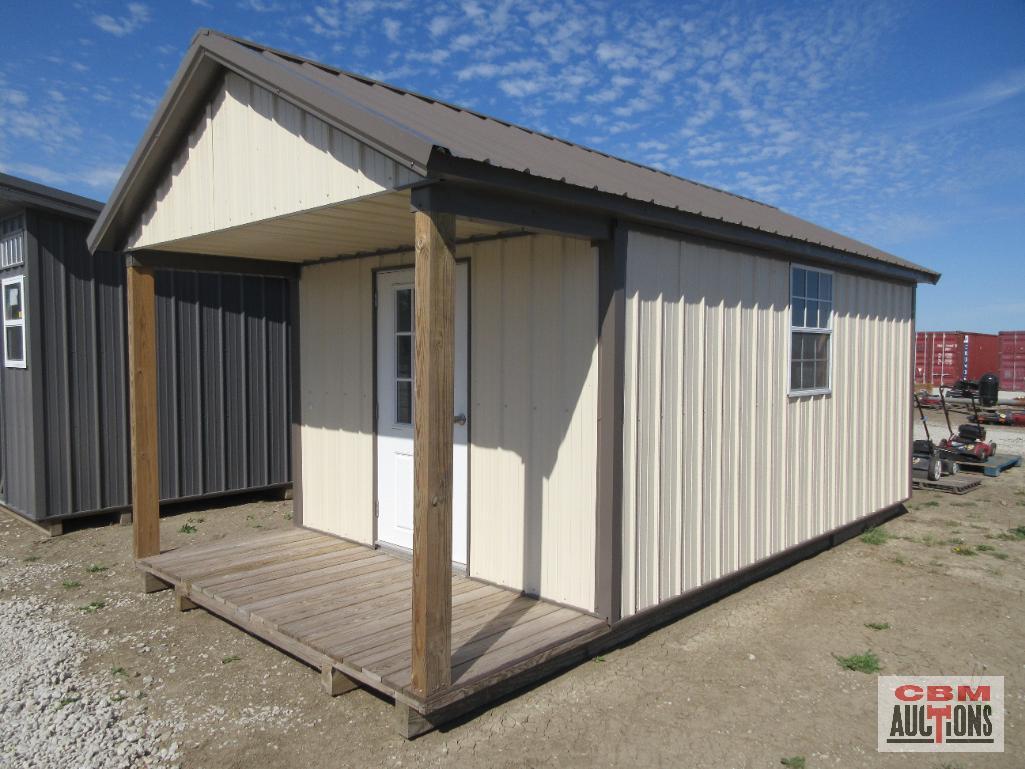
left=958, top=453, right=1022, bottom=477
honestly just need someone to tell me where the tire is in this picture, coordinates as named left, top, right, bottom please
left=928, top=457, right=942, bottom=482
left=942, top=459, right=959, bottom=476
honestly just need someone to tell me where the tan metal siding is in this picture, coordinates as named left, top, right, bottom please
left=298, top=251, right=406, bottom=542
left=128, top=71, right=421, bottom=251
left=468, top=235, right=599, bottom=610
left=299, top=234, right=599, bottom=611
left=622, top=230, right=912, bottom=616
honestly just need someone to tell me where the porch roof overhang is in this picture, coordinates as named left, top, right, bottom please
left=124, top=187, right=528, bottom=264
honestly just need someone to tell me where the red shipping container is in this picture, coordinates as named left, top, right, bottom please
left=999, top=331, right=1025, bottom=392
left=915, top=331, right=1000, bottom=388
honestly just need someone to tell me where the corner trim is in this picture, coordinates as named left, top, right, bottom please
left=594, top=222, right=627, bottom=623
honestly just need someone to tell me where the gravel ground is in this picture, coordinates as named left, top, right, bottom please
left=0, top=593, right=179, bottom=769
left=1, top=475, right=1024, bottom=768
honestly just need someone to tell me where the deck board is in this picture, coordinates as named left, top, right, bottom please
left=138, top=528, right=608, bottom=715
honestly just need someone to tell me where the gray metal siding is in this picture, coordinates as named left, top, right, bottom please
left=22, top=208, right=291, bottom=519
left=154, top=270, right=291, bottom=502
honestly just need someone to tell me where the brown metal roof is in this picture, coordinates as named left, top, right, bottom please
left=89, top=29, right=939, bottom=283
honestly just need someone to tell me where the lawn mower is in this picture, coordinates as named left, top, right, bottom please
left=912, top=392, right=960, bottom=480
left=937, top=386, right=997, bottom=462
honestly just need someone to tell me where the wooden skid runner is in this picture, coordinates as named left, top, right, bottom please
left=912, top=474, right=982, bottom=495
left=137, top=529, right=608, bottom=730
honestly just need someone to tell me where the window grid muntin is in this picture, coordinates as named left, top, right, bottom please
left=789, top=265, right=831, bottom=395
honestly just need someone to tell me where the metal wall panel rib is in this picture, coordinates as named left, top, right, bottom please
left=298, top=233, right=599, bottom=611
left=623, top=230, right=913, bottom=617
left=12, top=207, right=291, bottom=519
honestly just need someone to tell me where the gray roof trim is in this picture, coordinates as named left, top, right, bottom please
left=0, top=173, right=104, bottom=221
left=89, top=29, right=939, bottom=285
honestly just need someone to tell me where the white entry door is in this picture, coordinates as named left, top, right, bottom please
left=375, top=266, right=469, bottom=565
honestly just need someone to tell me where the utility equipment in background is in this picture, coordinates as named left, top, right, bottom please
left=912, top=393, right=959, bottom=480
left=938, top=386, right=996, bottom=461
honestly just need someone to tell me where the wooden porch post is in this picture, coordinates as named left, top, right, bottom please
left=126, top=260, right=162, bottom=586
left=410, top=207, right=456, bottom=699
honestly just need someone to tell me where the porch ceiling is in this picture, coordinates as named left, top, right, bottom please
left=134, top=189, right=516, bottom=263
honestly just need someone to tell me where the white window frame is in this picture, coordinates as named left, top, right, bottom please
left=3, top=274, right=27, bottom=369
left=788, top=264, right=832, bottom=397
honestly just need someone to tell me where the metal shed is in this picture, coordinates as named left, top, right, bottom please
left=0, top=173, right=290, bottom=534
left=89, top=30, right=940, bottom=737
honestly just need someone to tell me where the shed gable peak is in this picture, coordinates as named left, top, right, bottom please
left=127, top=70, right=421, bottom=251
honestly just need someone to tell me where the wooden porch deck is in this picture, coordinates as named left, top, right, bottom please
left=138, top=528, right=608, bottom=726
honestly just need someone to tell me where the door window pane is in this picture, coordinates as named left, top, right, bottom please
left=396, top=288, right=412, bottom=333
left=396, top=334, right=412, bottom=379
left=396, top=380, right=412, bottom=424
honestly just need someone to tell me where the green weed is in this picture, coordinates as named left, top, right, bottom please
left=79, top=600, right=106, bottom=614
left=861, top=527, right=890, bottom=545
left=178, top=523, right=198, bottom=534
left=951, top=545, right=977, bottom=556
left=61, top=580, right=81, bottom=589
left=780, top=757, right=806, bottom=769
left=865, top=622, right=890, bottom=631
left=836, top=651, right=882, bottom=674
left=86, top=563, right=108, bottom=573
left=221, top=655, right=241, bottom=664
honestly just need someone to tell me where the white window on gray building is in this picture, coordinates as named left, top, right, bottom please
left=3, top=274, right=27, bottom=368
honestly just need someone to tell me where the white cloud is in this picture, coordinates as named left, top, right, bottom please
left=499, top=78, right=544, bottom=98
left=239, top=0, right=282, bottom=11
left=428, top=16, right=453, bottom=37
left=92, top=3, right=151, bottom=37
left=382, top=18, right=401, bottom=43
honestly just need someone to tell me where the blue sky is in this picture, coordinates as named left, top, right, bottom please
left=1, top=0, right=1022, bottom=332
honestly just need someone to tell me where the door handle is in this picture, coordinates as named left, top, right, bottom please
left=453, top=413, right=467, bottom=426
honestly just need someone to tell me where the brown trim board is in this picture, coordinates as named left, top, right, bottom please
left=127, top=250, right=300, bottom=279
left=594, top=223, right=627, bottom=623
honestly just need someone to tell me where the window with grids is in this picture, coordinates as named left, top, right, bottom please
left=3, top=275, right=26, bottom=369
left=790, top=266, right=832, bottom=394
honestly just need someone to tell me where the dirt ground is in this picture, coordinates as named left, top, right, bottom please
left=1, top=460, right=1023, bottom=769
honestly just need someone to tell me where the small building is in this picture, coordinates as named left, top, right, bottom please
left=0, top=173, right=291, bottom=534
left=89, top=30, right=939, bottom=735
